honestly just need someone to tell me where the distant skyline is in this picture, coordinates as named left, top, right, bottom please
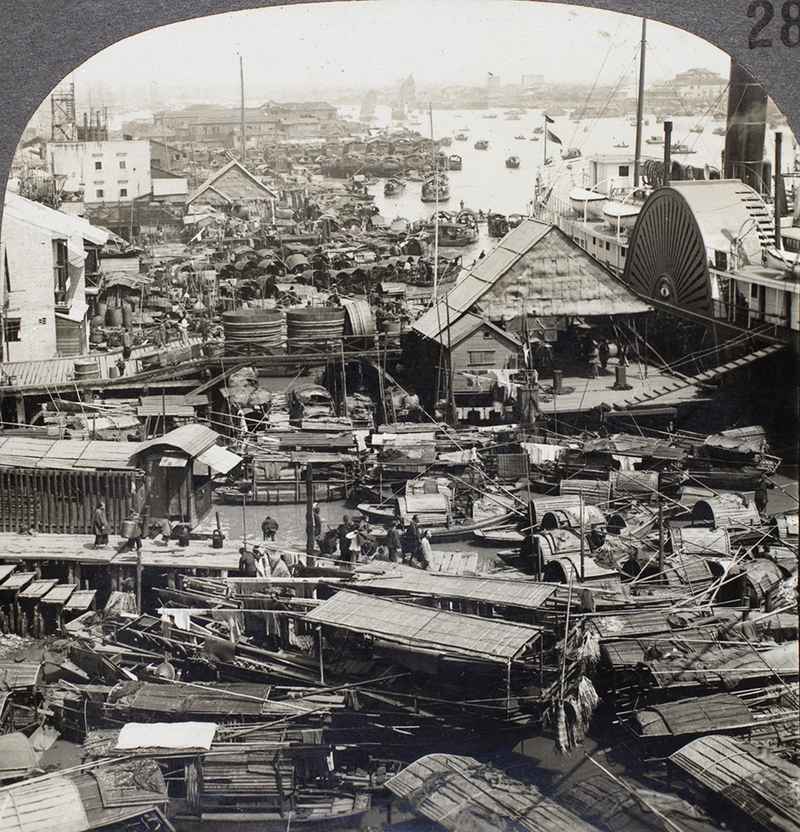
left=60, top=0, right=730, bottom=107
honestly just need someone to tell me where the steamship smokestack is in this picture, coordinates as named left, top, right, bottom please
left=724, top=59, right=768, bottom=193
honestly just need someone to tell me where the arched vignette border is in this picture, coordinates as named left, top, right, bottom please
left=0, top=0, right=797, bottom=234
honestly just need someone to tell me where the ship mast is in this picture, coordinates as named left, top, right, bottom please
left=430, top=103, right=439, bottom=305
left=633, top=17, right=647, bottom=188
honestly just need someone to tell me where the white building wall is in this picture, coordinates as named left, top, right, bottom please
left=48, top=139, right=152, bottom=204
left=2, top=210, right=60, bottom=361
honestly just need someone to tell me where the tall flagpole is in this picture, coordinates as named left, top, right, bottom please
left=633, top=18, right=647, bottom=188
left=543, top=114, right=548, bottom=167
left=239, top=54, right=246, bottom=164
left=430, top=103, right=439, bottom=305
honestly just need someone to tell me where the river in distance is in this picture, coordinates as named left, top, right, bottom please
left=336, top=103, right=795, bottom=262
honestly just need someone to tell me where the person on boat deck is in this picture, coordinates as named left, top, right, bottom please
left=416, top=530, right=433, bottom=570
left=337, top=515, right=354, bottom=563
left=320, top=527, right=339, bottom=556
left=386, top=521, right=402, bottom=563
left=268, top=551, right=291, bottom=579
left=238, top=547, right=258, bottom=578
left=598, top=338, right=610, bottom=372
left=262, top=515, right=279, bottom=541
left=251, top=545, right=268, bottom=578
left=587, top=339, right=601, bottom=379
left=403, top=515, right=422, bottom=560
left=755, top=477, right=772, bottom=514
left=313, top=503, right=323, bottom=543
left=92, top=501, right=109, bottom=548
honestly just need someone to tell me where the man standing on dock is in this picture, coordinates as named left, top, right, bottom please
left=337, top=514, right=354, bottom=564
left=92, top=501, right=109, bottom=549
left=386, top=521, right=402, bottom=563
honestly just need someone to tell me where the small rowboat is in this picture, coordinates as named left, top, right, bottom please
left=473, top=527, right=525, bottom=545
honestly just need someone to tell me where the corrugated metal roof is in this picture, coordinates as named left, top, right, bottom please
left=670, top=735, right=800, bottom=832
left=428, top=312, right=522, bottom=349
left=18, top=579, right=59, bottom=600
left=64, top=589, right=97, bottom=612
left=358, top=570, right=559, bottom=610
left=0, top=564, right=17, bottom=585
left=0, top=661, right=41, bottom=688
left=414, top=219, right=648, bottom=340
left=135, top=424, right=219, bottom=459
left=306, top=590, right=541, bottom=662
left=385, top=754, right=599, bottom=832
left=195, top=443, right=243, bottom=475
left=414, top=222, right=550, bottom=339
left=0, top=337, right=202, bottom=392
left=0, top=572, right=36, bottom=592
left=0, top=437, right=140, bottom=471
left=40, top=583, right=77, bottom=605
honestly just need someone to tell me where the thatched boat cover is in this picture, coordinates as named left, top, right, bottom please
left=0, top=759, right=167, bottom=832
left=385, top=754, right=599, bottom=831
left=306, top=590, right=542, bottom=662
left=670, top=735, right=800, bottom=832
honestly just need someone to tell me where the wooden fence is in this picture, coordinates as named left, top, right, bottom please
left=0, top=468, right=141, bottom=535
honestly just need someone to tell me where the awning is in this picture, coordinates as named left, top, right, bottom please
left=159, top=455, right=187, bottom=468
left=66, top=238, right=86, bottom=267
left=56, top=299, right=88, bottom=324
left=196, top=444, right=243, bottom=475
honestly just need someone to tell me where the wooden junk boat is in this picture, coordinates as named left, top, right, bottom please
left=474, top=139, right=489, bottom=150
left=421, top=173, right=450, bottom=202
left=505, top=155, right=521, bottom=169
left=356, top=477, right=517, bottom=542
left=448, top=153, right=462, bottom=171
left=383, top=177, right=406, bottom=196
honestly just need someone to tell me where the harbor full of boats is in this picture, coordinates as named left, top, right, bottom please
left=1, top=58, right=799, bottom=832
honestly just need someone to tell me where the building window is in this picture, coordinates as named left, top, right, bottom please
left=96, top=189, right=104, bottom=198
left=53, top=239, right=68, bottom=301
left=119, top=188, right=128, bottom=198
left=618, top=165, right=630, bottom=177
left=592, top=237, right=596, bottom=246
left=750, top=282, right=759, bottom=299
left=467, top=349, right=497, bottom=367
left=94, top=161, right=102, bottom=171
left=119, top=160, right=126, bottom=170
left=621, top=247, right=627, bottom=257
left=3, top=317, right=21, bottom=342
left=605, top=241, right=610, bottom=250
left=714, top=250, right=728, bottom=271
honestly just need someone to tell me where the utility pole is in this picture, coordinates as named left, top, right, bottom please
left=305, top=463, right=315, bottom=566
left=239, top=54, right=246, bottom=164
left=633, top=18, right=647, bottom=188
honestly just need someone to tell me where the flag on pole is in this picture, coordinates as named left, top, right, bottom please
left=546, top=129, right=562, bottom=146
left=544, top=114, right=555, bottom=124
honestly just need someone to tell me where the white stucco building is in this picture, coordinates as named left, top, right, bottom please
left=1, top=192, right=107, bottom=362
left=48, top=139, right=152, bottom=204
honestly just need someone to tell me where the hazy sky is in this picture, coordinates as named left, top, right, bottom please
left=69, top=0, right=730, bottom=100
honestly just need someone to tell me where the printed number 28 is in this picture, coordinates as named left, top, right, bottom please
left=749, top=0, right=800, bottom=47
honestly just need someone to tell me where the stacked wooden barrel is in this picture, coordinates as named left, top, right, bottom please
left=286, top=307, right=345, bottom=354
left=223, top=309, right=283, bottom=356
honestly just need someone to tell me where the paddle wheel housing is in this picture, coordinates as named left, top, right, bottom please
left=622, top=187, right=713, bottom=317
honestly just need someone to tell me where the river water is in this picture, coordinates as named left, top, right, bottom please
left=336, top=103, right=794, bottom=263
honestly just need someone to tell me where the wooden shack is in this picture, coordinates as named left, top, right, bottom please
left=132, top=424, right=242, bottom=525
left=0, top=436, right=145, bottom=534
